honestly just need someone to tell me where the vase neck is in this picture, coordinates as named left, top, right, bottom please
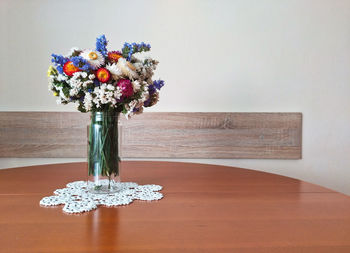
left=91, top=111, right=119, bottom=117
left=91, top=111, right=120, bottom=122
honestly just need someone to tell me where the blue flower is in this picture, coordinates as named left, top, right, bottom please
left=56, top=65, right=63, bottom=74
left=96, top=35, right=108, bottom=56
left=51, top=54, right=68, bottom=74
left=123, top=42, right=131, bottom=48
left=153, top=79, right=165, bottom=90
left=122, top=42, right=151, bottom=60
left=51, top=54, right=68, bottom=65
left=87, top=88, right=93, bottom=93
left=70, top=56, right=91, bottom=71
left=93, top=79, right=101, bottom=86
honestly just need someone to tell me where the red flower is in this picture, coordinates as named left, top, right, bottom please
left=63, top=61, right=80, bottom=76
left=117, top=79, right=134, bottom=98
left=108, top=51, right=122, bottom=63
left=96, top=68, right=111, bottom=83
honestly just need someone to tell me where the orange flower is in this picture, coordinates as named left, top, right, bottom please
left=63, top=61, right=80, bottom=76
left=96, top=68, right=111, bottom=83
left=108, top=51, right=122, bottom=63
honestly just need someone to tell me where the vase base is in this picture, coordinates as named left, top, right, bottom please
left=87, top=179, right=121, bottom=194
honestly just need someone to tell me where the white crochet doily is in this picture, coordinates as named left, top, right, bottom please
left=40, top=180, right=163, bottom=213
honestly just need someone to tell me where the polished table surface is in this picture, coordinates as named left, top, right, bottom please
left=1, top=161, right=350, bottom=253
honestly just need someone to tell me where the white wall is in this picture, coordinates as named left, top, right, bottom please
left=1, top=0, right=350, bottom=194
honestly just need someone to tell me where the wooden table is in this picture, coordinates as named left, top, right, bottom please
left=1, top=161, right=350, bottom=253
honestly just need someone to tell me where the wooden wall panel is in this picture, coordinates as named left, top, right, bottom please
left=0, top=112, right=89, bottom=158
left=0, top=112, right=302, bottom=159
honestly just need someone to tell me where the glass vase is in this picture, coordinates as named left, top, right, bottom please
left=87, top=111, right=120, bottom=194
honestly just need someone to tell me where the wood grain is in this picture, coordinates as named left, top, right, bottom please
left=0, top=112, right=302, bottom=159
left=0, top=161, right=350, bottom=253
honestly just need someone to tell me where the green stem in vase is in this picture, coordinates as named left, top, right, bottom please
left=88, top=111, right=120, bottom=189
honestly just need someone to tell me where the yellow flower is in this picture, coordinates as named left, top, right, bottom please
left=53, top=91, right=59, bottom=96
left=47, top=65, right=58, bottom=77
left=88, top=52, right=98, bottom=60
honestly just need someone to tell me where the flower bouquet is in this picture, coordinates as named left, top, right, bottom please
left=47, top=35, right=164, bottom=193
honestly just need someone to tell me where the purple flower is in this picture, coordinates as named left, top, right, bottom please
left=153, top=79, right=165, bottom=90
left=148, top=84, right=156, bottom=95
left=143, top=97, right=151, bottom=107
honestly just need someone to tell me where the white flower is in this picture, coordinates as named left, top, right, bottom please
left=117, top=58, right=138, bottom=79
left=65, top=47, right=81, bottom=57
left=129, top=99, right=143, bottom=110
left=72, top=72, right=82, bottom=78
left=114, top=86, right=122, bottom=100
left=80, top=50, right=104, bottom=69
left=106, top=63, right=122, bottom=80
left=48, top=76, right=55, bottom=88
left=69, top=71, right=92, bottom=88
left=92, top=84, right=119, bottom=108
left=58, top=89, right=68, bottom=101
left=82, top=80, right=93, bottom=88
left=57, top=74, right=68, bottom=82
left=132, top=80, right=141, bottom=92
left=106, top=84, right=115, bottom=90
left=133, top=62, right=143, bottom=72
left=69, top=87, right=79, bottom=96
left=68, top=77, right=82, bottom=88
left=133, top=51, right=152, bottom=62
left=124, top=99, right=144, bottom=118
left=140, top=87, right=150, bottom=102
left=128, top=100, right=138, bottom=110
left=83, top=93, right=93, bottom=111
left=88, top=74, right=95, bottom=80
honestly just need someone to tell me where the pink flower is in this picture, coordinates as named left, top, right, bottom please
left=117, top=79, right=134, bottom=98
